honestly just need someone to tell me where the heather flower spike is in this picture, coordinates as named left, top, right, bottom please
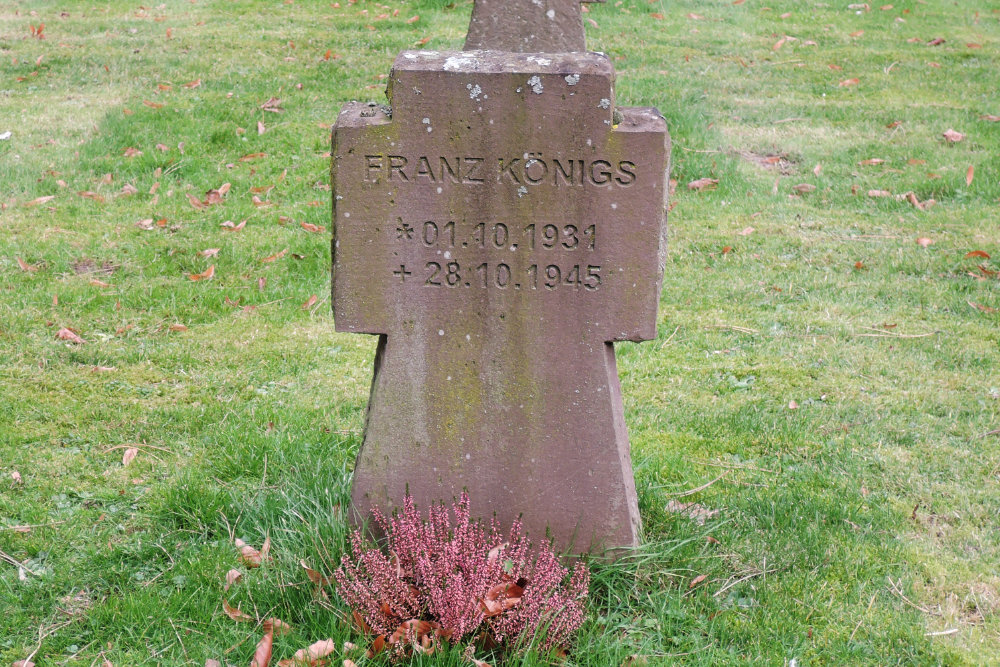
left=333, top=493, right=589, bottom=660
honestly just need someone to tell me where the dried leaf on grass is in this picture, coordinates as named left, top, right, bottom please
left=222, top=598, right=253, bottom=622
left=56, top=327, right=85, bottom=344
left=276, top=638, right=336, bottom=666
left=942, top=128, right=965, bottom=143
left=916, top=237, right=934, bottom=248
left=224, top=568, right=243, bottom=591
left=235, top=537, right=271, bottom=567
left=968, top=301, right=997, bottom=314
left=122, top=447, right=138, bottom=467
left=16, top=257, right=39, bottom=272
left=688, top=178, right=718, bottom=191
left=188, top=265, right=215, bottom=281
left=261, top=249, right=288, bottom=263
left=965, top=250, right=991, bottom=259
left=665, top=500, right=720, bottom=525
left=78, top=191, right=105, bottom=203
left=250, top=628, right=274, bottom=667
left=300, top=560, right=332, bottom=586
left=24, top=195, right=55, bottom=207
left=263, top=618, right=293, bottom=636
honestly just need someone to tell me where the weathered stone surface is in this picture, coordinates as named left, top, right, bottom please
left=332, top=50, right=669, bottom=555
left=464, top=0, right=605, bottom=53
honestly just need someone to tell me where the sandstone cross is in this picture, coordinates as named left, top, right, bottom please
left=332, top=3, right=670, bottom=555
left=465, top=0, right=605, bottom=53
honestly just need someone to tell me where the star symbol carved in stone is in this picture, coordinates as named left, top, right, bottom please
left=396, top=223, right=414, bottom=240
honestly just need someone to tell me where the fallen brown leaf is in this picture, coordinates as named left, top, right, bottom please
left=261, top=249, right=288, bottom=263
left=965, top=250, right=991, bottom=259
left=222, top=598, right=253, bottom=622
left=224, top=569, right=243, bottom=591
left=689, top=574, right=708, bottom=589
left=261, top=97, right=283, bottom=113
left=942, top=128, right=965, bottom=143
left=366, top=635, right=387, bottom=658
left=916, top=237, right=934, bottom=248
left=11, top=470, right=22, bottom=484
left=300, top=222, right=325, bottom=233
left=301, top=295, right=318, bottom=310
left=966, top=165, right=975, bottom=186
left=24, top=195, right=55, bottom=207
left=16, top=257, right=38, bottom=272
left=288, top=638, right=336, bottom=665
left=905, top=191, right=925, bottom=211
left=123, top=147, right=142, bottom=157
left=867, top=189, right=892, bottom=198
left=299, top=560, right=332, bottom=586
left=240, top=152, right=267, bottom=162
left=78, top=191, right=106, bottom=203
left=122, top=447, right=138, bottom=466
left=250, top=628, right=274, bottom=667
left=968, top=301, right=997, bottom=314
left=791, top=183, right=816, bottom=194
left=257, top=121, right=266, bottom=135
left=188, top=265, right=215, bottom=281
left=198, top=248, right=220, bottom=258
left=687, top=177, right=719, bottom=191
left=205, top=182, right=231, bottom=205
left=56, top=327, right=85, bottom=344
left=839, top=78, right=860, bottom=87
left=981, top=115, right=1000, bottom=122
left=168, top=324, right=188, bottom=332
left=221, top=220, right=247, bottom=231
left=235, top=536, right=270, bottom=567
left=263, top=618, right=293, bottom=636
left=859, top=158, right=885, bottom=166
left=187, top=193, right=207, bottom=210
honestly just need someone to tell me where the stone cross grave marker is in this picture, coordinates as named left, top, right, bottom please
left=465, top=0, right=605, bottom=53
left=332, top=2, right=670, bottom=554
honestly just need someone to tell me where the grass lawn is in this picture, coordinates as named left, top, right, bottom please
left=2, top=0, right=999, bottom=664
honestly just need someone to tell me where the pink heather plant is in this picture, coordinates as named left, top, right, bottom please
left=333, top=493, right=590, bottom=658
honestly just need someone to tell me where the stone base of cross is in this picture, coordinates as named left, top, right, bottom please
left=332, top=48, right=669, bottom=555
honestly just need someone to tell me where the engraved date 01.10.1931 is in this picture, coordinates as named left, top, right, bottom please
left=398, top=220, right=597, bottom=252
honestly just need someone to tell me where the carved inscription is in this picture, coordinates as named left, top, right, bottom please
left=365, top=154, right=637, bottom=187
left=391, top=219, right=603, bottom=291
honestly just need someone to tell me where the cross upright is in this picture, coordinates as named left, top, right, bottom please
left=332, top=2, right=670, bottom=555
left=465, top=0, right=606, bottom=53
